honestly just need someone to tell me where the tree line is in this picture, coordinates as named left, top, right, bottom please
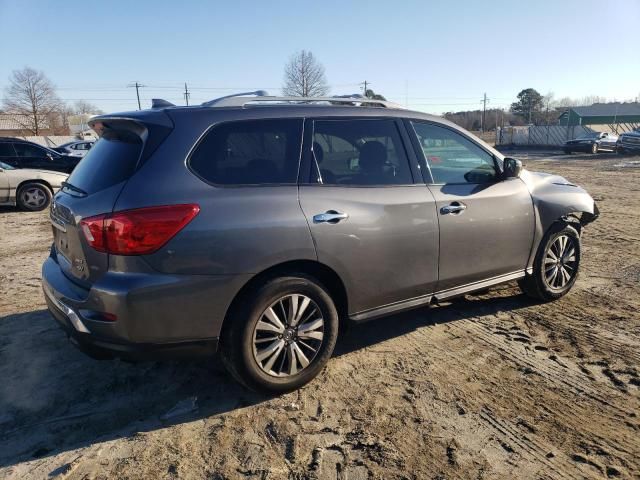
left=1, top=67, right=103, bottom=135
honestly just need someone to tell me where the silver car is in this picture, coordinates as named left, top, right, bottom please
left=41, top=93, right=599, bottom=392
left=53, top=141, right=95, bottom=158
left=0, top=161, right=67, bottom=210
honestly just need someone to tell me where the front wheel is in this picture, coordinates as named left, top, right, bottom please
left=221, top=275, right=339, bottom=392
left=16, top=182, right=52, bottom=211
left=591, top=143, right=599, bottom=154
left=519, top=223, right=581, bottom=301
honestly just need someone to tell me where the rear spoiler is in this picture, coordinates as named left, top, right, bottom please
left=89, top=111, right=174, bottom=165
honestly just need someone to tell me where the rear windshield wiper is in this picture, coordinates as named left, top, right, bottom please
left=61, top=181, right=88, bottom=197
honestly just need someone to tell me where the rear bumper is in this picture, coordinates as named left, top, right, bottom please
left=44, top=291, right=218, bottom=360
left=42, top=251, right=250, bottom=360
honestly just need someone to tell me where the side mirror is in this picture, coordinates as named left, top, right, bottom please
left=503, top=157, right=523, bottom=178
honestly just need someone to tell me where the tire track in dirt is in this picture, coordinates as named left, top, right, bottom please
left=402, top=323, right=588, bottom=479
left=448, top=318, right=634, bottom=416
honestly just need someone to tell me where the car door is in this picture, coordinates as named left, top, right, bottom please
left=600, top=133, right=616, bottom=150
left=0, top=142, right=19, bottom=168
left=298, top=118, right=439, bottom=317
left=0, top=163, right=10, bottom=203
left=13, top=143, right=52, bottom=169
left=407, top=120, right=535, bottom=292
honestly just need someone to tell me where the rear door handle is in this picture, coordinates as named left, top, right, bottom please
left=440, top=202, right=467, bottom=215
left=313, top=210, right=349, bottom=224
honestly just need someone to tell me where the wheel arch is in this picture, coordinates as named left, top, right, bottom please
left=16, top=179, right=54, bottom=195
left=220, top=259, right=349, bottom=339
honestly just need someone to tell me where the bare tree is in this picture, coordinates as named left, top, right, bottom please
left=73, top=100, right=103, bottom=115
left=2, top=67, right=62, bottom=135
left=282, top=50, right=329, bottom=97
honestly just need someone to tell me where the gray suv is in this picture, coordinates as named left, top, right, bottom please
left=42, top=93, right=599, bottom=392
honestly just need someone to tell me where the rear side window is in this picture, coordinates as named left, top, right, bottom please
left=311, top=119, right=413, bottom=186
left=66, top=130, right=142, bottom=194
left=14, top=143, right=45, bottom=157
left=189, top=119, right=303, bottom=185
left=0, top=143, right=16, bottom=156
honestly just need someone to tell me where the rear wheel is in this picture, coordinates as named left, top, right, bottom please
left=519, top=223, right=581, bottom=301
left=221, top=275, right=339, bottom=392
left=16, top=182, right=52, bottom=211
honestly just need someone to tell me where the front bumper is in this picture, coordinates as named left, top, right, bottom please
left=42, top=252, right=250, bottom=360
left=617, top=141, right=640, bottom=152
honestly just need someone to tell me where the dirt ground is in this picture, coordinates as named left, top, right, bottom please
left=1, top=153, right=639, bottom=480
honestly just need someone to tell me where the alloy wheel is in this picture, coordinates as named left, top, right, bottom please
left=252, top=294, right=324, bottom=377
left=543, top=235, right=577, bottom=290
left=20, top=187, right=47, bottom=209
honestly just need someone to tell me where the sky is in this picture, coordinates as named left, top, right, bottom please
left=0, top=0, right=639, bottom=115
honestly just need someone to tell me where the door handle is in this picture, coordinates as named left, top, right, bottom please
left=313, top=210, right=349, bottom=224
left=440, top=202, right=467, bottom=215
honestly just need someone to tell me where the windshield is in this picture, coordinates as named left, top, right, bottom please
left=0, top=161, right=15, bottom=170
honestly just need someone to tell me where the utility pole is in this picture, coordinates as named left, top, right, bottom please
left=360, top=80, right=369, bottom=97
left=480, top=93, right=489, bottom=132
left=184, top=83, right=191, bottom=106
left=127, top=81, right=145, bottom=110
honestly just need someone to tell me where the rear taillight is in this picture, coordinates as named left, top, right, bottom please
left=80, top=204, right=200, bottom=255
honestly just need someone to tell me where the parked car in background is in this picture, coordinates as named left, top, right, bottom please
left=42, top=93, right=599, bottom=392
left=0, top=161, right=67, bottom=210
left=563, top=131, right=618, bottom=154
left=617, top=128, right=640, bottom=154
left=0, top=138, right=80, bottom=173
left=53, top=140, right=95, bottom=158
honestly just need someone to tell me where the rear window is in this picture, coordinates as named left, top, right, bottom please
left=188, top=119, right=303, bottom=185
left=66, top=130, right=142, bottom=194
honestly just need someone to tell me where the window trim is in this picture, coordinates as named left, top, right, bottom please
left=185, top=117, right=305, bottom=188
left=300, top=116, right=419, bottom=188
left=405, top=119, right=504, bottom=186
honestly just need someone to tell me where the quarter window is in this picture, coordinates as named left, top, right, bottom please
left=311, top=119, right=413, bottom=186
left=411, top=122, right=498, bottom=184
left=189, top=119, right=303, bottom=185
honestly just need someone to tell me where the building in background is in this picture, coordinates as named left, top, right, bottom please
left=558, top=103, right=640, bottom=134
left=0, top=114, right=54, bottom=136
left=68, top=114, right=98, bottom=139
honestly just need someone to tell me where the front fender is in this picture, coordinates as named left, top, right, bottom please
left=519, top=170, right=598, bottom=269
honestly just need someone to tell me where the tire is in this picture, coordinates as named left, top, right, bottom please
left=518, top=223, right=581, bottom=302
left=221, top=275, right=339, bottom=393
left=16, top=182, right=52, bottom=211
left=591, top=143, right=599, bottom=154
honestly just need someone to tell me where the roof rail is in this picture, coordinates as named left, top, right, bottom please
left=201, top=91, right=404, bottom=109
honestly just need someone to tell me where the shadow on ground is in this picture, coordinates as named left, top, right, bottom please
left=0, top=287, right=535, bottom=468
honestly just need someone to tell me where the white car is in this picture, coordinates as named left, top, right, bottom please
left=53, top=141, right=95, bottom=158
left=0, top=161, right=67, bottom=211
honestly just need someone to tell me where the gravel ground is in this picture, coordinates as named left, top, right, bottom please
left=1, top=154, right=639, bottom=479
